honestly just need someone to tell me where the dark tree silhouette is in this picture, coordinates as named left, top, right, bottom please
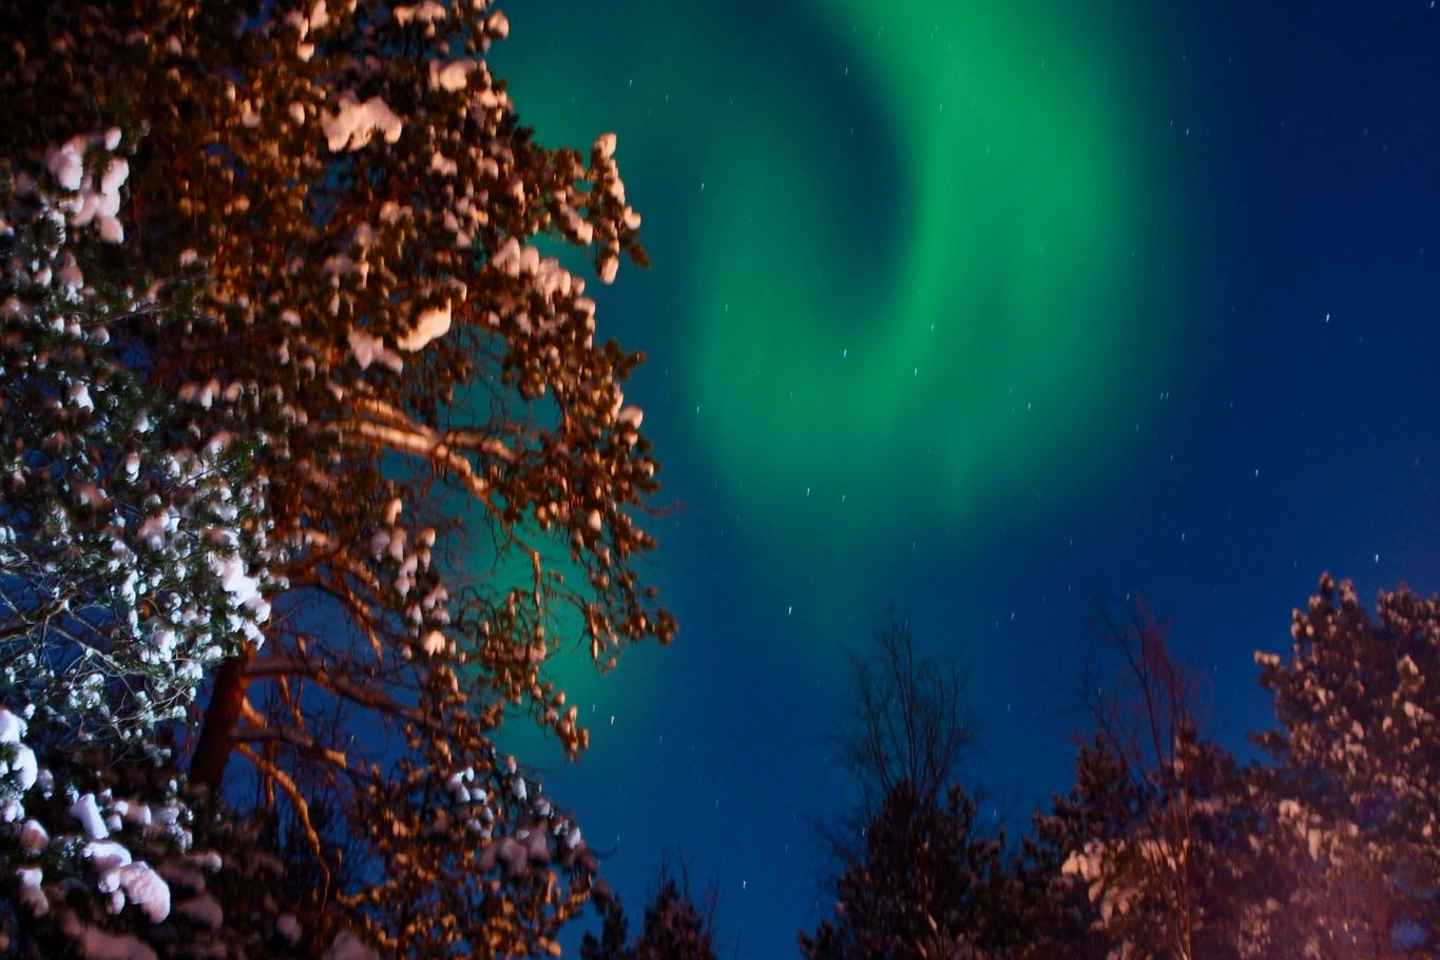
left=816, top=612, right=978, bottom=902
left=801, top=780, right=1018, bottom=960
left=581, top=868, right=717, bottom=960
left=804, top=613, right=1001, bottom=958
left=840, top=611, right=975, bottom=814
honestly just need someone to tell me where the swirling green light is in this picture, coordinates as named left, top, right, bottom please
left=690, top=2, right=1157, bottom=556
left=492, top=0, right=1173, bottom=613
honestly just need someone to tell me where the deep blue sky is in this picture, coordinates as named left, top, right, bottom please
left=484, top=1, right=1440, bottom=955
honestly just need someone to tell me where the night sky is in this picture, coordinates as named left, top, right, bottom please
left=483, top=1, right=1439, bottom=955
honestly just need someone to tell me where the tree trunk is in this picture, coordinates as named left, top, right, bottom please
left=189, top=645, right=254, bottom=791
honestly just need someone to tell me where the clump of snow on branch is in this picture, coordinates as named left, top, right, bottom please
left=321, top=94, right=403, bottom=152
left=0, top=707, right=373, bottom=955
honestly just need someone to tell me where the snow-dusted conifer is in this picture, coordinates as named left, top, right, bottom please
left=2, top=0, right=673, bottom=954
left=1015, top=737, right=1143, bottom=959
left=1251, top=574, right=1440, bottom=956
left=0, top=704, right=380, bottom=957
left=0, top=120, right=277, bottom=751
left=1053, top=582, right=1440, bottom=958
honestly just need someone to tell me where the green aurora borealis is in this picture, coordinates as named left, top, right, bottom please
left=498, top=0, right=1182, bottom=584
left=695, top=3, right=1144, bottom=530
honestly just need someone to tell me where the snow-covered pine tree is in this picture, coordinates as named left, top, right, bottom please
left=1015, top=737, right=1142, bottom=960
left=1054, top=605, right=1282, bottom=960
left=0, top=67, right=317, bottom=959
left=0, top=92, right=278, bottom=753
left=1057, top=726, right=1281, bottom=960
left=0, top=703, right=353, bottom=959
left=1060, top=580, right=1440, bottom=959
left=1250, top=574, right=1439, bottom=956
left=1, top=0, right=674, bottom=955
